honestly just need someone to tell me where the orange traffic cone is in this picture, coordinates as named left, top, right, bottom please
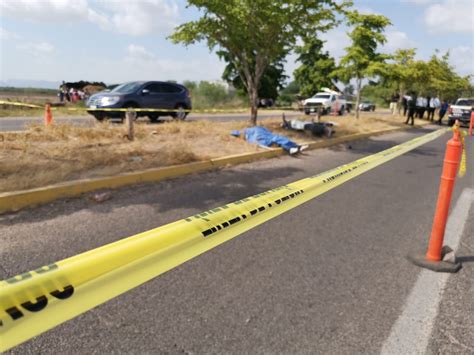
left=469, top=110, right=473, bottom=136
left=408, top=121, right=463, bottom=272
left=44, top=103, right=53, bottom=126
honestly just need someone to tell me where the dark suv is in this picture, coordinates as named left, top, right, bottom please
left=86, top=81, right=192, bottom=122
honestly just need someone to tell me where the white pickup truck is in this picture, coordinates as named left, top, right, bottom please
left=303, top=89, right=347, bottom=115
left=448, top=98, right=474, bottom=126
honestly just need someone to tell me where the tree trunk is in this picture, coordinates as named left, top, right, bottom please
left=248, top=85, right=259, bottom=126
left=355, top=78, right=362, bottom=119
left=398, top=83, right=405, bottom=115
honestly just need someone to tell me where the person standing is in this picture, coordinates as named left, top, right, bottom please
left=437, top=100, right=449, bottom=125
left=424, top=96, right=431, bottom=120
left=416, top=95, right=424, bottom=118
left=428, top=96, right=440, bottom=121
left=405, top=93, right=417, bottom=126
left=390, top=93, right=399, bottom=115
left=402, top=95, right=408, bottom=116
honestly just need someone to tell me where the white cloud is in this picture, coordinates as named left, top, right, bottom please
left=402, top=0, right=436, bottom=4
left=382, top=31, right=417, bottom=53
left=118, top=44, right=225, bottom=82
left=92, top=0, right=179, bottom=36
left=0, top=0, right=180, bottom=36
left=355, top=6, right=377, bottom=15
left=126, top=44, right=157, bottom=62
left=17, top=41, right=55, bottom=56
left=321, top=29, right=351, bottom=63
left=424, top=0, right=474, bottom=33
left=0, top=27, right=20, bottom=41
left=449, top=46, right=474, bottom=76
left=123, top=43, right=191, bottom=76
left=0, top=0, right=91, bottom=23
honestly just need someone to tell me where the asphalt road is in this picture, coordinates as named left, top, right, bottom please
left=0, top=111, right=303, bottom=132
left=1, top=127, right=473, bottom=354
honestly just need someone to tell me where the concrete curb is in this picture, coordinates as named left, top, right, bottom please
left=0, top=125, right=423, bottom=214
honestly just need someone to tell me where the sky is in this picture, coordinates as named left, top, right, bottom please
left=0, top=0, right=473, bottom=88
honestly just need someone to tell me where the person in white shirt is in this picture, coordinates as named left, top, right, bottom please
left=428, top=97, right=440, bottom=121
left=416, top=96, right=425, bottom=118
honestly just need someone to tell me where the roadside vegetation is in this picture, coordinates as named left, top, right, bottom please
left=1, top=113, right=420, bottom=192
left=1, top=1, right=471, bottom=193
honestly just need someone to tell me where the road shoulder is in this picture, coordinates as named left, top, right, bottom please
left=428, top=200, right=474, bottom=354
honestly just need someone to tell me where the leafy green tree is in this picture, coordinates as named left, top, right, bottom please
left=293, top=37, right=337, bottom=97
left=279, top=80, right=301, bottom=105
left=170, top=0, right=351, bottom=125
left=360, top=79, right=397, bottom=107
left=183, top=80, right=198, bottom=92
left=425, top=51, right=471, bottom=100
left=197, top=81, right=229, bottom=106
left=382, top=49, right=417, bottom=111
left=333, top=11, right=391, bottom=118
left=385, top=51, right=469, bottom=101
left=219, top=50, right=287, bottom=101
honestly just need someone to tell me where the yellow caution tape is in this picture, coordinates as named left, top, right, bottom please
left=449, top=124, right=468, bottom=177
left=0, top=101, right=42, bottom=109
left=0, top=100, right=298, bottom=114
left=459, top=131, right=467, bottom=177
left=0, top=128, right=447, bottom=351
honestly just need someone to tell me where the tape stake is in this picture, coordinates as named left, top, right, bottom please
left=0, top=128, right=447, bottom=351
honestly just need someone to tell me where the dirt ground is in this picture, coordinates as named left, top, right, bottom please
left=0, top=114, right=412, bottom=192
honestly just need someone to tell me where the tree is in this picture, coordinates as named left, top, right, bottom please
left=279, top=80, right=301, bottom=105
left=425, top=51, right=471, bottom=100
left=197, top=81, right=229, bottom=106
left=332, top=11, right=391, bottom=118
left=382, top=49, right=417, bottom=112
left=360, top=79, right=397, bottom=107
left=183, top=80, right=198, bottom=92
left=170, top=0, right=351, bottom=125
left=293, top=36, right=337, bottom=97
left=219, top=50, right=287, bottom=101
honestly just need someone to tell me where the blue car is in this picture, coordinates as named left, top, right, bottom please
left=86, top=81, right=192, bottom=122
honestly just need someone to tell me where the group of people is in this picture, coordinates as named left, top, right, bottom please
left=400, top=93, right=449, bottom=126
left=57, top=86, right=88, bottom=103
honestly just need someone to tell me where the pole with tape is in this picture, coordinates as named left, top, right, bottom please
left=44, top=104, right=53, bottom=126
left=408, top=121, right=466, bottom=272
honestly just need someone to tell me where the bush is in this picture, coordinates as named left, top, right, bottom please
left=183, top=81, right=246, bottom=109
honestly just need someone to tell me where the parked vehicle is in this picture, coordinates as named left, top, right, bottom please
left=447, top=98, right=474, bottom=126
left=344, top=94, right=355, bottom=113
left=86, top=81, right=192, bottom=122
left=359, top=101, right=376, bottom=111
left=303, top=89, right=347, bottom=115
left=258, top=98, right=274, bottom=108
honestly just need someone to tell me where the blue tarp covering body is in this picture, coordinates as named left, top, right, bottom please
left=232, top=126, right=299, bottom=152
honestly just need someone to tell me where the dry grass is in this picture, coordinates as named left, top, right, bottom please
left=0, top=112, right=413, bottom=192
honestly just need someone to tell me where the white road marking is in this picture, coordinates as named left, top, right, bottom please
left=381, top=188, right=473, bottom=355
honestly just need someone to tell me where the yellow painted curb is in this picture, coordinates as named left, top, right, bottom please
left=0, top=125, right=428, bottom=214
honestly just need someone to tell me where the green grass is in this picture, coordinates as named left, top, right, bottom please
left=0, top=86, right=57, bottom=96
